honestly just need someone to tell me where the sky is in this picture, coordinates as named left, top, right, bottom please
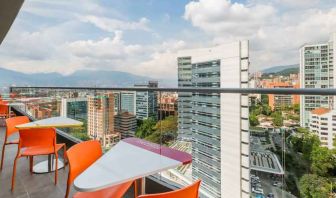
left=0, top=0, right=336, bottom=80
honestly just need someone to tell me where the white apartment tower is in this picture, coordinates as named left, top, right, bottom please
left=300, top=33, right=336, bottom=127
left=309, top=108, right=336, bottom=149
left=177, top=41, right=250, bottom=198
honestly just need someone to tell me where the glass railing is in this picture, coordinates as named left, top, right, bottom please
left=3, top=86, right=336, bottom=198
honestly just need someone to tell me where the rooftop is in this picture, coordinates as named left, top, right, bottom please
left=311, top=107, right=331, bottom=115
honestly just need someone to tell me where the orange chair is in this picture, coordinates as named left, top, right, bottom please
left=65, top=140, right=135, bottom=198
left=0, top=100, right=8, bottom=105
left=0, top=116, right=30, bottom=170
left=138, top=180, right=201, bottom=198
left=11, top=127, right=66, bottom=191
left=0, top=104, right=9, bottom=119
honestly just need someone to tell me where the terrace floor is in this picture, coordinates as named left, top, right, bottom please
left=0, top=126, right=136, bottom=198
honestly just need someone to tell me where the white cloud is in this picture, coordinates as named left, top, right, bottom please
left=184, top=0, right=276, bottom=38
left=82, top=15, right=150, bottom=32
left=134, top=40, right=186, bottom=78
left=2, top=0, right=336, bottom=81
left=275, top=0, right=320, bottom=8
left=66, top=31, right=143, bottom=59
left=184, top=0, right=336, bottom=70
left=66, top=33, right=186, bottom=78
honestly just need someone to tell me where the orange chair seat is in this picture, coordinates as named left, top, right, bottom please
left=73, top=181, right=134, bottom=198
left=21, top=143, right=64, bottom=156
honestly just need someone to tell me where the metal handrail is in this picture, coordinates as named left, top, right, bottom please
left=9, top=86, right=336, bottom=95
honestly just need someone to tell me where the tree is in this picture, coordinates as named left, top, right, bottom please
left=272, top=111, right=283, bottom=127
left=262, top=105, right=272, bottom=116
left=289, top=128, right=320, bottom=164
left=311, top=146, right=336, bottom=176
left=145, top=130, right=177, bottom=145
left=145, top=116, right=178, bottom=145
left=299, top=174, right=331, bottom=198
left=302, top=133, right=320, bottom=163
left=291, top=135, right=303, bottom=153
left=153, top=116, right=177, bottom=133
left=293, top=104, right=300, bottom=114
left=71, top=132, right=91, bottom=141
left=67, top=119, right=90, bottom=141
left=261, top=94, right=269, bottom=105
left=249, top=114, right=259, bottom=127
left=135, top=117, right=156, bottom=138
left=297, top=127, right=310, bottom=134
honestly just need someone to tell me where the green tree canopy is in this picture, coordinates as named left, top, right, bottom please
left=311, top=146, right=336, bottom=176
left=262, top=105, right=272, bottom=116
left=261, top=94, right=269, bottom=105
left=153, top=116, right=177, bottom=132
left=272, top=111, right=283, bottom=127
left=145, top=116, right=178, bottom=145
left=299, top=174, right=331, bottom=198
left=135, top=117, right=156, bottom=138
left=71, top=132, right=91, bottom=141
left=293, top=104, right=300, bottom=114
left=249, top=114, right=259, bottom=127
left=302, top=133, right=320, bottom=163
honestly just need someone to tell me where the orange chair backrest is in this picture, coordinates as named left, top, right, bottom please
left=5, top=116, right=30, bottom=137
left=0, top=104, right=8, bottom=115
left=66, top=140, right=102, bottom=185
left=0, top=100, right=8, bottom=105
left=138, top=180, right=201, bottom=198
left=19, top=128, right=56, bottom=148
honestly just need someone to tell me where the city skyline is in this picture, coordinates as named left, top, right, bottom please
left=0, top=0, right=335, bottom=81
left=1, top=1, right=336, bottom=198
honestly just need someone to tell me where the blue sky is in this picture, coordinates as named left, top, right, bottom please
left=0, top=0, right=336, bottom=80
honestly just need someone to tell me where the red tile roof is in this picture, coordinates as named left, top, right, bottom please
left=311, top=107, right=330, bottom=115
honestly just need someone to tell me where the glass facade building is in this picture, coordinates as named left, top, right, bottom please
left=114, top=91, right=136, bottom=115
left=61, top=98, right=88, bottom=121
left=177, top=56, right=193, bottom=140
left=121, top=92, right=136, bottom=115
left=135, top=81, right=158, bottom=120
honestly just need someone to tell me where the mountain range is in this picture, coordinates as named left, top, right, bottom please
left=0, top=64, right=299, bottom=89
left=261, top=64, right=299, bottom=74
left=0, top=67, right=176, bottom=88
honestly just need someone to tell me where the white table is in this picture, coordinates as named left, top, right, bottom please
left=16, top=116, right=83, bottom=130
left=16, top=116, right=83, bottom=173
left=74, top=138, right=192, bottom=193
left=7, top=102, right=25, bottom=115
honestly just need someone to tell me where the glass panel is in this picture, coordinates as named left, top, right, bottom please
left=6, top=87, right=336, bottom=198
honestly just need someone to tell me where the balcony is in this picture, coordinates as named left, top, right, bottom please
left=1, top=86, right=336, bottom=198
left=0, top=108, right=175, bottom=198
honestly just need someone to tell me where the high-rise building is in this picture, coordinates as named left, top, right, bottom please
left=60, top=98, right=88, bottom=121
left=114, top=91, right=136, bottom=115
left=121, top=92, right=136, bottom=115
left=87, top=93, right=120, bottom=148
left=177, top=56, right=193, bottom=140
left=309, top=107, right=336, bottom=149
left=158, top=93, right=177, bottom=120
left=114, top=92, right=120, bottom=115
left=177, top=42, right=250, bottom=198
left=135, top=81, right=158, bottom=120
left=300, top=33, right=336, bottom=127
left=114, top=112, right=137, bottom=139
